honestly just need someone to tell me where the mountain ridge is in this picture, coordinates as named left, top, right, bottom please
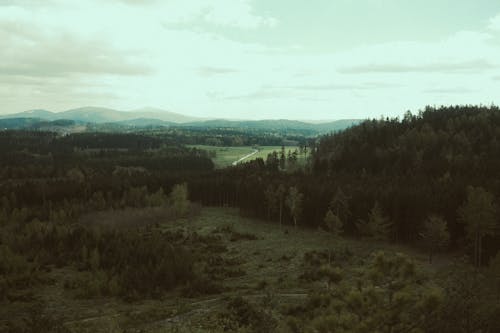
left=0, top=107, right=361, bottom=133
left=0, top=107, right=201, bottom=124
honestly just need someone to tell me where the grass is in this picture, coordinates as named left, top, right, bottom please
left=2, top=207, right=451, bottom=332
left=190, top=145, right=302, bottom=168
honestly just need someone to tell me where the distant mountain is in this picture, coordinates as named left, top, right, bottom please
left=116, top=118, right=176, bottom=127
left=130, top=107, right=203, bottom=123
left=0, top=107, right=202, bottom=124
left=0, top=117, right=84, bottom=133
left=182, top=118, right=361, bottom=133
left=0, top=107, right=361, bottom=133
left=0, top=109, right=59, bottom=121
left=0, top=117, right=45, bottom=129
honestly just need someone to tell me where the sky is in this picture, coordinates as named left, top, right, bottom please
left=1, top=0, right=500, bottom=120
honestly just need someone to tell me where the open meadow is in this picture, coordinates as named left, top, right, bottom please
left=189, top=145, right=302, bottom=168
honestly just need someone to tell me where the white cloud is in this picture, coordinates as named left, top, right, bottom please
left=0, top=1, right=499, bottom=119
left=113, top=0, right=277, bottom=29
left=489, top=13, right=500, bottom=31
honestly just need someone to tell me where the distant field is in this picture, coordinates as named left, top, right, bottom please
left=189, top=145, right=300, bottom=168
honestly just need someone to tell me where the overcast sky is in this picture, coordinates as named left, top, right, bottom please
left=1, top=0, right=500, bottom=120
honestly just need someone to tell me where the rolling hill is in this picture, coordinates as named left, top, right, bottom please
left=0, top=107, right=202, bottom=124
left=0, top=107, right=361, bottom=133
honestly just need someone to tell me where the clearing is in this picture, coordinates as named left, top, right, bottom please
left=6, top=207, right=450, bottom=332
left=190, top=145, right=300, bottom=168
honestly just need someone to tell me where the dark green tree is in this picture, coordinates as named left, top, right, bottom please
left=421, top=215, right=450, bottom=263
left=458, top=186, right=497, bottom=266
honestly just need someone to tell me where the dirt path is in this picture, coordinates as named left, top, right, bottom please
left=232, top=149, right=259, bottom=165
left=149, top=293, right=308, bottom=328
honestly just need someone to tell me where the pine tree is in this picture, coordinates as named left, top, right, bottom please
left=286, top=186, right=303, bottom=228
left=324, top=209, right=343, bottom=237
left=356, top=201, right=392, bottom=241
left=90, top=248, right=100, bottom=272
left=169, top=183, right=190, bottom=216
left=421, top=215, right=450, bottom=263
left=264, top=185, right=278, bottom=221
left=458, top=186, right=497, bottom=266
left=276, top=184, right=286, bottom=227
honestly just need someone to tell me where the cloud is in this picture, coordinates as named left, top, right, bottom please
left=114, top=0, right=157, bottom=5
left=0, top=0, right=57, bottom=6
left=282, top=82, right=401, bottom=91
left=224, top=87, right=291, bottom=100
left=423, top=87, right=477, bottom=94
left=0, top=21, right=150, bottom=80
left=198, top=66, right=238, bottom=77
left=155, top=0, right=277, bottom=30
left=489, top=14, right=500, bottom=31
left=338, top=59, right=496, bottom=74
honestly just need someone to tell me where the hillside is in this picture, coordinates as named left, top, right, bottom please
left=197, top=105, right=500, bottom=264
left=0, top=107, right=202, bottom=124
left=0, top=107, right=360, bottom=133
left=0, top=207, right=462, bottom=332
left=0, top=109, right=499, bottom=332
left=184, top=118, right=360, bottom=133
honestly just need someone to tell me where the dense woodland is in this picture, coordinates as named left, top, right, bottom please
left=190, top=105, right=500, bottom=263
left=1, top=105, right=500, bottom=332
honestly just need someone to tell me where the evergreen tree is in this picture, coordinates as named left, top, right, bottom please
left=324, top=209, right=343, bottom=237
left=286, top=186, right=303, bottom=228
left=356, top=202, right=392, bottom=241
left=421, top=215, right=450, bottom=263
left=276, top=184, right=286, bottom=227
left=458, top=186, right=497, bottom=266
left=264, top=185, right=278, bottom=221
left=279, top=145, right=286, bottom=170
left=90, top=248, right=100, bottom=272
left=170, top=183, right=190, bottom=216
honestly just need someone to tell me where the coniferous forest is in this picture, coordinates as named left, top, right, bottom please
left=1, top=105, right=500, bottom=332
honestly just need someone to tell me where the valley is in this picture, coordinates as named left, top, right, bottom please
left=1, top=105, right=500, bottom=332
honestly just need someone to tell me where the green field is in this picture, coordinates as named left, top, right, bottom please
left=190, top=145, right=301, bottom=168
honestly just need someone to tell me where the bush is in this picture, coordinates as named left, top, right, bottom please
left=210, top=296, right=277, bottom=333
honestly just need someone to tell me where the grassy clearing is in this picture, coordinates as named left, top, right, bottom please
left=4, top=206, right=451, bottom=332
left=190, top=145, right=301, bottom=168
left=189, top=145, right=256, bottom=168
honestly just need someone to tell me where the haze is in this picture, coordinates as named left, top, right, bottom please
left=1, top=0, right=500, bottom=120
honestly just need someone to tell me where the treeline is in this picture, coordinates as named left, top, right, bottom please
left=190, top=105, right=500, bottom=265
left=0, top=182, right=224, bottom=303
left=136, top=127, right=309, bottom=147
left=3, top=106, right=500, bottom=264
left=0, top=131, right=213, bottom=180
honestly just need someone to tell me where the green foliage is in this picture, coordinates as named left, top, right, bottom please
left=2, top=303, right=71, bottom=333
left=264, top=185, right=278, bottom=220
left=0, top=244, right=36, bottom=301
left=89, top=247, right=100, bottom=272
left=356, top=202, right=392, bottom=241
left=436, top=259, right=500, bottom=332
left=169, top=183, right=190, bottom=217
left=458, top=186, right=497, bottom=266
left=210, top=296, right=277, bottom=333
left=147, top=187, right=168, bottom=207
left=323, top=209, right=343, bottom=237
left=489, top=252, right=500, bottom=301
left=421, top=215, right=450, bottom=263
left=458, top=186, right=497, bottom=239
left=286, top=186, right=303, bottom=228
left=291, top=251, right=443, bottom=333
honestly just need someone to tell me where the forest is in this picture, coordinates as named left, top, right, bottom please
left=1, top=105, right=500, bottom=332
